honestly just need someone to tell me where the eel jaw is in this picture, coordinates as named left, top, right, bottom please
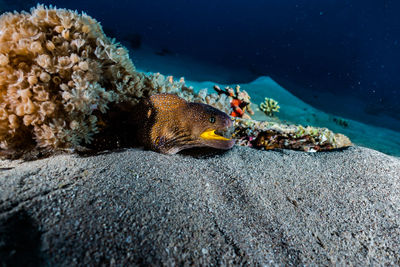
left=199, top=128, right=235, bottom=150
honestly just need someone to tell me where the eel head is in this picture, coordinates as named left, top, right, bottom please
left=184, top=102, right=235, bottom=150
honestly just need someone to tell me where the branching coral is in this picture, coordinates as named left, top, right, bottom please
left=209, top=85, right=254, bottom=119
left=259, top=97, right=280, bottom=117
left=0, top=5, right=195, bottom=152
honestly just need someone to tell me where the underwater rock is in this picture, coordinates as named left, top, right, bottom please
left=233, top=118, right=352, bottom=152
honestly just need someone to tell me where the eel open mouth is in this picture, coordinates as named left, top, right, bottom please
left=200, top=127, right=234, bottom=141
left=199, top=127, right=235, bottom=149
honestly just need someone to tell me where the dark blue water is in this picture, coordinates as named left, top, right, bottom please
left=4, top=0, right=400, bottom=132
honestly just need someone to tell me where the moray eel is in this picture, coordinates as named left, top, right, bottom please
left=134, top=94, right=235, bottom=154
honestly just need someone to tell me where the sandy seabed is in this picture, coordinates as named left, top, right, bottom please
left=1, top=145, right=399, bottom=265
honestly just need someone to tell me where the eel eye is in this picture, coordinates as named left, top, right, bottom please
left=209, top=116, right=216, bottom=123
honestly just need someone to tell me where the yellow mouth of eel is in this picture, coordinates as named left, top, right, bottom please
left=200, top=129, right=231, bottom=141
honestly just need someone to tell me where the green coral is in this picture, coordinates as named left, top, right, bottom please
left=259, top=97, right=280, bottom=117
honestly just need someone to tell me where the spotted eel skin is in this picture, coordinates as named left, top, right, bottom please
left=134, top=93, right=235, bottom=154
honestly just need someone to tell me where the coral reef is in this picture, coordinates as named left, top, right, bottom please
left=0, top=5, right=352, bottom=158
left=0, top=5, right=195, bottom=153
left=211, top=85, right=254, bottom=119
left=233, top=118, right=352, bottom=152
left=259, top=97, right=280, bottom=117
left=192, top=87, right=231, bottom=114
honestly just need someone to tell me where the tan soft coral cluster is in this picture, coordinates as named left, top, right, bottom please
left=0, top=5, right=195, bottom=151
left=0, top=5, right=125, bottom=149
